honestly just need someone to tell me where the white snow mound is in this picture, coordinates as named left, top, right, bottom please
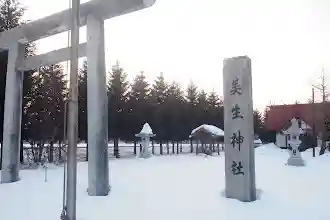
left=254, top=139, right=262, bottom=144
left=191, top=124, right=224, bottom=137
left=139, top=123, right=153, bottom=135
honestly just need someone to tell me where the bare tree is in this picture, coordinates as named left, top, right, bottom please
left=312, top=68, right=330, bottom=155
left=310, top=88, right=316, bottom=157
left=313, top=68, right=330, bottom=102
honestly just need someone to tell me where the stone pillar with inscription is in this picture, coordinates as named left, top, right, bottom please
left=223, top=56, right=256, bottom=202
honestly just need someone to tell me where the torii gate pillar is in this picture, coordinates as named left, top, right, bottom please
left=86, top=14, right=109, bottom=195
left=1, top=43, right=25, bottom=183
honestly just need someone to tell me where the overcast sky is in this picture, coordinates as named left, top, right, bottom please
left=19, top=0, right=330, bottom=110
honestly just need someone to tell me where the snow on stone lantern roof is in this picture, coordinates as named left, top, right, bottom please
left=282, top=118, right=304, bottom=135
left=135, top=123, right=156, bottom=138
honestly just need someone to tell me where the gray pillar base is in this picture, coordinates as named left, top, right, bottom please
left=139, top=152, right=152, bottom=159
left=287, top=157, right=305, bottom=166
left=1, top=166, right=21, bottom=184
left=87, top=185, right=111, bottom=196
left=222, top=188, right=262, bottom=202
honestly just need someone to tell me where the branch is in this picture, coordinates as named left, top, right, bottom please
left=312, top=84, right=324, bottom=91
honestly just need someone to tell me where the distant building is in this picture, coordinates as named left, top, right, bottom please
left=265, top=103, right=330, bottom=135
left=264, top=103, right=330, bottom=148
left=275, top=117, right=310, bottom=148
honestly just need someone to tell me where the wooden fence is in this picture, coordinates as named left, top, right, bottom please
left=0, top=141, right=225, bottom=166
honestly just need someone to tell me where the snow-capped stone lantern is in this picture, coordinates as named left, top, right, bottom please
left=283, top=118, right=305, bottom=166
left=135, top=123, right=156, bottom=158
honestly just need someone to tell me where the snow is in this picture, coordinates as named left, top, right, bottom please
left=137, top=123, right=154, bottom=136
left=1, top=143, right=330, bottom=220
left=254, top=138, right=262, bottom=145
left=191, top=124, right=224, bottom=137
left=300, top=120, right=311, bottom=130
left=282, top=118, right=304, bottom=135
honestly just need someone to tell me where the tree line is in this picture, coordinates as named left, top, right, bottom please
left=79, top=61, right=265, bottom=140
left=0, top=0, right=266, bottom=161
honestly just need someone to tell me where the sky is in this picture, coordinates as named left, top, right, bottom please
left=19, top=0, right=330, bottom=110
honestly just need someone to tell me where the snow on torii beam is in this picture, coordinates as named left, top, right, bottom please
left=1, top=0, right=155, bottom=71
left=0, top=0, right=155, bottom=48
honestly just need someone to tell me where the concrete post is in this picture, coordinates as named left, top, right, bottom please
left=140, top=137, right=151, bottom=158
left=87, top=14, right=110, bottom=196
left=1, top=43, right=25, bottom=183
left=66, top=0, right=80, bottom=219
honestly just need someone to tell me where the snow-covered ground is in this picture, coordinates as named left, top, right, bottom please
left=0, top=143, right=329, bottom=220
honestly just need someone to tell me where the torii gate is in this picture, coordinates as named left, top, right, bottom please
left=0, top=0, right=156, bottom=196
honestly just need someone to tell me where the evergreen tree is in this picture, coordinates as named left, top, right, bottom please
left=196, top=89, right=208, bottom=125
left=259, top=107, right=276, bottom=143
left=108, top=61, right=129, bottom=157
left=151, top=73, right=168, bottom=104
left=165, top=81, right=185, bottom=140
left=207, top=90, right=220, bottom=109
left=23, top=64, right=66, bottom=163
left=150, top=73, right=169, bottom=141
left=78, top=60, right=87, bottom=142
left=127, top=71, right=151, bottom=138
left=20, top=45, right=36, bottom=163
left=130, top=71, right=149, bottom=102
left=24, top=64, right=67, bottom=143
left=0, top=0, right=25, bottom=31
left=207, top=90, right=223, bottom=128
left=184, top=81, right=199, bottom=134
left=253, top=109, right=265, bottom=137
left=197, top=90, right=208, bottom=108
left=186, top=81, right=198, bottom=106
left=167, top=82, right=184, bottom=102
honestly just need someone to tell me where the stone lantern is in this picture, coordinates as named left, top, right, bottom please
left=283, top=118, right=305, bottom=166
left=135, top=123, right=156, bottom=158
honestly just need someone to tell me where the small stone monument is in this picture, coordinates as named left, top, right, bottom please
left=135, top=123, right=156, bottom=159
left=284, top=118, right=305, bottom=166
